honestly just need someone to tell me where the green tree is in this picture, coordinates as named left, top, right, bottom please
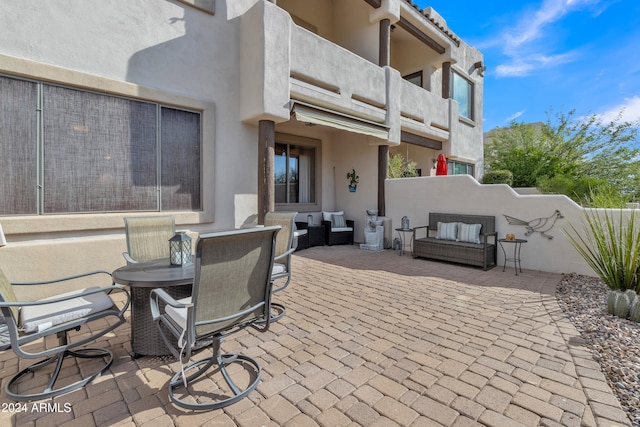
left=388, top=153, right=419, bottom=178
left=484, top=108, right=640, bottom=201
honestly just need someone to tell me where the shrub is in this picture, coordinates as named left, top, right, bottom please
left=388, top=153, right=418, bottom=178
left=482, top=170, right=513, bottom=185
left=566, top=208, right=640, bottom=293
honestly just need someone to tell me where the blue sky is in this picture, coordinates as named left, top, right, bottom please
left=414, top=0, right=640, bottom=131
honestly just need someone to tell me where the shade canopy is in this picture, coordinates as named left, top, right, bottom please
left=291, top=102, right=389, bottom=140
left=435, top=154, right=448, bottom=176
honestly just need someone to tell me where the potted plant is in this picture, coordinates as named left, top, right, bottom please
left=347, top=169, right=359, bottom=192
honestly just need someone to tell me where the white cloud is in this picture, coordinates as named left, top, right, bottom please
left=506, top=110, right=526, bottom=122
left=597, top=96, right=640, bottom=123
left=494, top=0, right=608, bottom=77
left=495, top=52, right=577, bottom=77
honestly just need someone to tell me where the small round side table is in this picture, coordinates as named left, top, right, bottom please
left=395, top=228, right=414, bottom=256
left=498, top=238, right=527, bottom=275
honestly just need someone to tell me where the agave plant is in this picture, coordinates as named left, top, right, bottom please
left=566, top=208, right=640, bottom=293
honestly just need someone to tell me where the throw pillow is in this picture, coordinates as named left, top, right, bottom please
left=323, top=211, right=344, bottom=222
left=331, top=213, right=347, bottom=228
left=457, top=223, right=482, bottom=244
left=436, top=222, right=457, bottom=241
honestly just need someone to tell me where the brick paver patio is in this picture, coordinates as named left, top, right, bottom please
left=0, top=246, right=631, bottom=426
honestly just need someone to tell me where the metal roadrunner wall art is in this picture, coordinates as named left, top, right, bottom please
left=503, top=209, right=564, bottom=239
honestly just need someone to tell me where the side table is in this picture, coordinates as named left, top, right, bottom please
left=307, top=225, right=325, bottom=247
left=395, top=228, right=414, bottom=256
left=498, top=238, right=527, bottom=275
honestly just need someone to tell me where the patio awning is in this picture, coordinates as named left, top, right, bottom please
left=291, top=101, right=389, bottom=140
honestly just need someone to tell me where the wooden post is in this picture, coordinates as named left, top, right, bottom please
left=379, top=19, right=390, bottom=67
left=258, top=120, right=275, bottom=224
left=377, top=19, right=391, bottom=216
left=378, top=145, right=388, bottom=216
left=442, top=61, right=451, bottom=99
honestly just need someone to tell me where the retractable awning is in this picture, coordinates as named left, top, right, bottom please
left=291, top=102, right=389, bottom=140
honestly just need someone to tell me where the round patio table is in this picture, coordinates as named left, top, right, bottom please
left=113, top=259, right=194, bottom=357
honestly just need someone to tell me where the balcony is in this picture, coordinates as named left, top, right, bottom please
left=240, top=0, right=455, bottom=147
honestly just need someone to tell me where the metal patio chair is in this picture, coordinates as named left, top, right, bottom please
left=123, top=215, right=176, bottom=264
left=0, top=269, right=130, bottom=401
left=263, top=211, right=297, bottom=321
left=150, top=226, right=279, bottom=410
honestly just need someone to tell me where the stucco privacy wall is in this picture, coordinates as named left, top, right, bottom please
left=385, top=175, right=597, bottom=276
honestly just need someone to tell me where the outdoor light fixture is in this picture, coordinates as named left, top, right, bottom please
left=473, top=61, right=486, bottom=76
left=401, top=216, right=410, bottom=230
left=169, top=231, right=192, bottom=267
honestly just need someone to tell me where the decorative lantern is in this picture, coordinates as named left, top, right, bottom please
left=307, top=214, right=314, bottom=226
left=169, top=231, right=192, bottom=267
left=401, top=216, right=410, bottom=230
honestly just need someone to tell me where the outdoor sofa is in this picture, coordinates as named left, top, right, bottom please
left=412, top=213, right=497, bottom=270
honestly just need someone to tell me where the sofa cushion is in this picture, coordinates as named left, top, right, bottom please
left=436, top=222, right=458, bottom=241
left=331, top=227, right=353, bottom=233
left=457, top=223, right=482, bottom=244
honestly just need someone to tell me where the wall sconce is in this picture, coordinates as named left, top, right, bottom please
left=169, top=232, right=192, bottom=267
left=473, top=61, right=486, bottom=76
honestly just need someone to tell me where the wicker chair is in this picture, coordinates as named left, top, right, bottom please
left=322, top=211, right=354, bottom=246
left=149, top=226, right=279, bottom=410
left=0, top=269, right=130, bottom=401
left=123, top=215, right=176, bottom=264
left=264, top=212, right=297, bottom=321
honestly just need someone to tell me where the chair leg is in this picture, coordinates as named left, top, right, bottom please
left=5, top=332, right=113, bottom=402
left=252, top=301, right=286, bottom=326
left=168, top=340, right=262, bottom=410
left=269, top=302, right=286, bottom=323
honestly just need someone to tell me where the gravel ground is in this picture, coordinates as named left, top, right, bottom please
left=557, top=273, right=640, bottom=426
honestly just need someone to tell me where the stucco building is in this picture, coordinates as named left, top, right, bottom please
left=0, top=0, right=484, bottom=277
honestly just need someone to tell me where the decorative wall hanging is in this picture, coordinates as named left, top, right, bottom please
left=504, top=210, right=564, bottom=239
left=347, top=169, right=359, bottom=192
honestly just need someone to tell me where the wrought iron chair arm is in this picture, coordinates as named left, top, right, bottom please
left=122, top=252, right=138, bottom=264
left=0, top=284, right=129, bottom=308
left=10, top=270, right=113, bottom=286
left=149, top=288, right=193, bottom=321
left=274, top=247, right=295, bottom=262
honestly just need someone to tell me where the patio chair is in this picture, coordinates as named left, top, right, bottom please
left=0, top=269, right=130, bottom=401
left=149, top=226, right=279, bottom=410
left=322, top=211, right=354, bottom=246
left=263, top=211, right=297, bottom=321
left=123, top=215, right=175, bottom=264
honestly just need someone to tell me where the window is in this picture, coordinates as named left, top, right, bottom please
left=0, top=75, right=201, bottom=215
left=274, top=141, right=316, bottom=205
left=403, top=71, right=423, bottom=88
left=446, top=159, right=474, bottom=176
left=451, top=71, right=473, bottom=120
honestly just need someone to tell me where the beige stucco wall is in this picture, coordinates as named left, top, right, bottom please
left=0, top=0, right=258, bottom=284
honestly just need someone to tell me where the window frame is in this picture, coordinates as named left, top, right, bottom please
left=446, top=159, right=475, bottom=177
left=274, top=133, right=321, bottom=213
left=403, top=71, right=423, bottom=88
left=451, top=70, right=474, bottom=120
left=0, top=59, right=214, bottom=234
left=1, top=74, right=203, bottom=215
